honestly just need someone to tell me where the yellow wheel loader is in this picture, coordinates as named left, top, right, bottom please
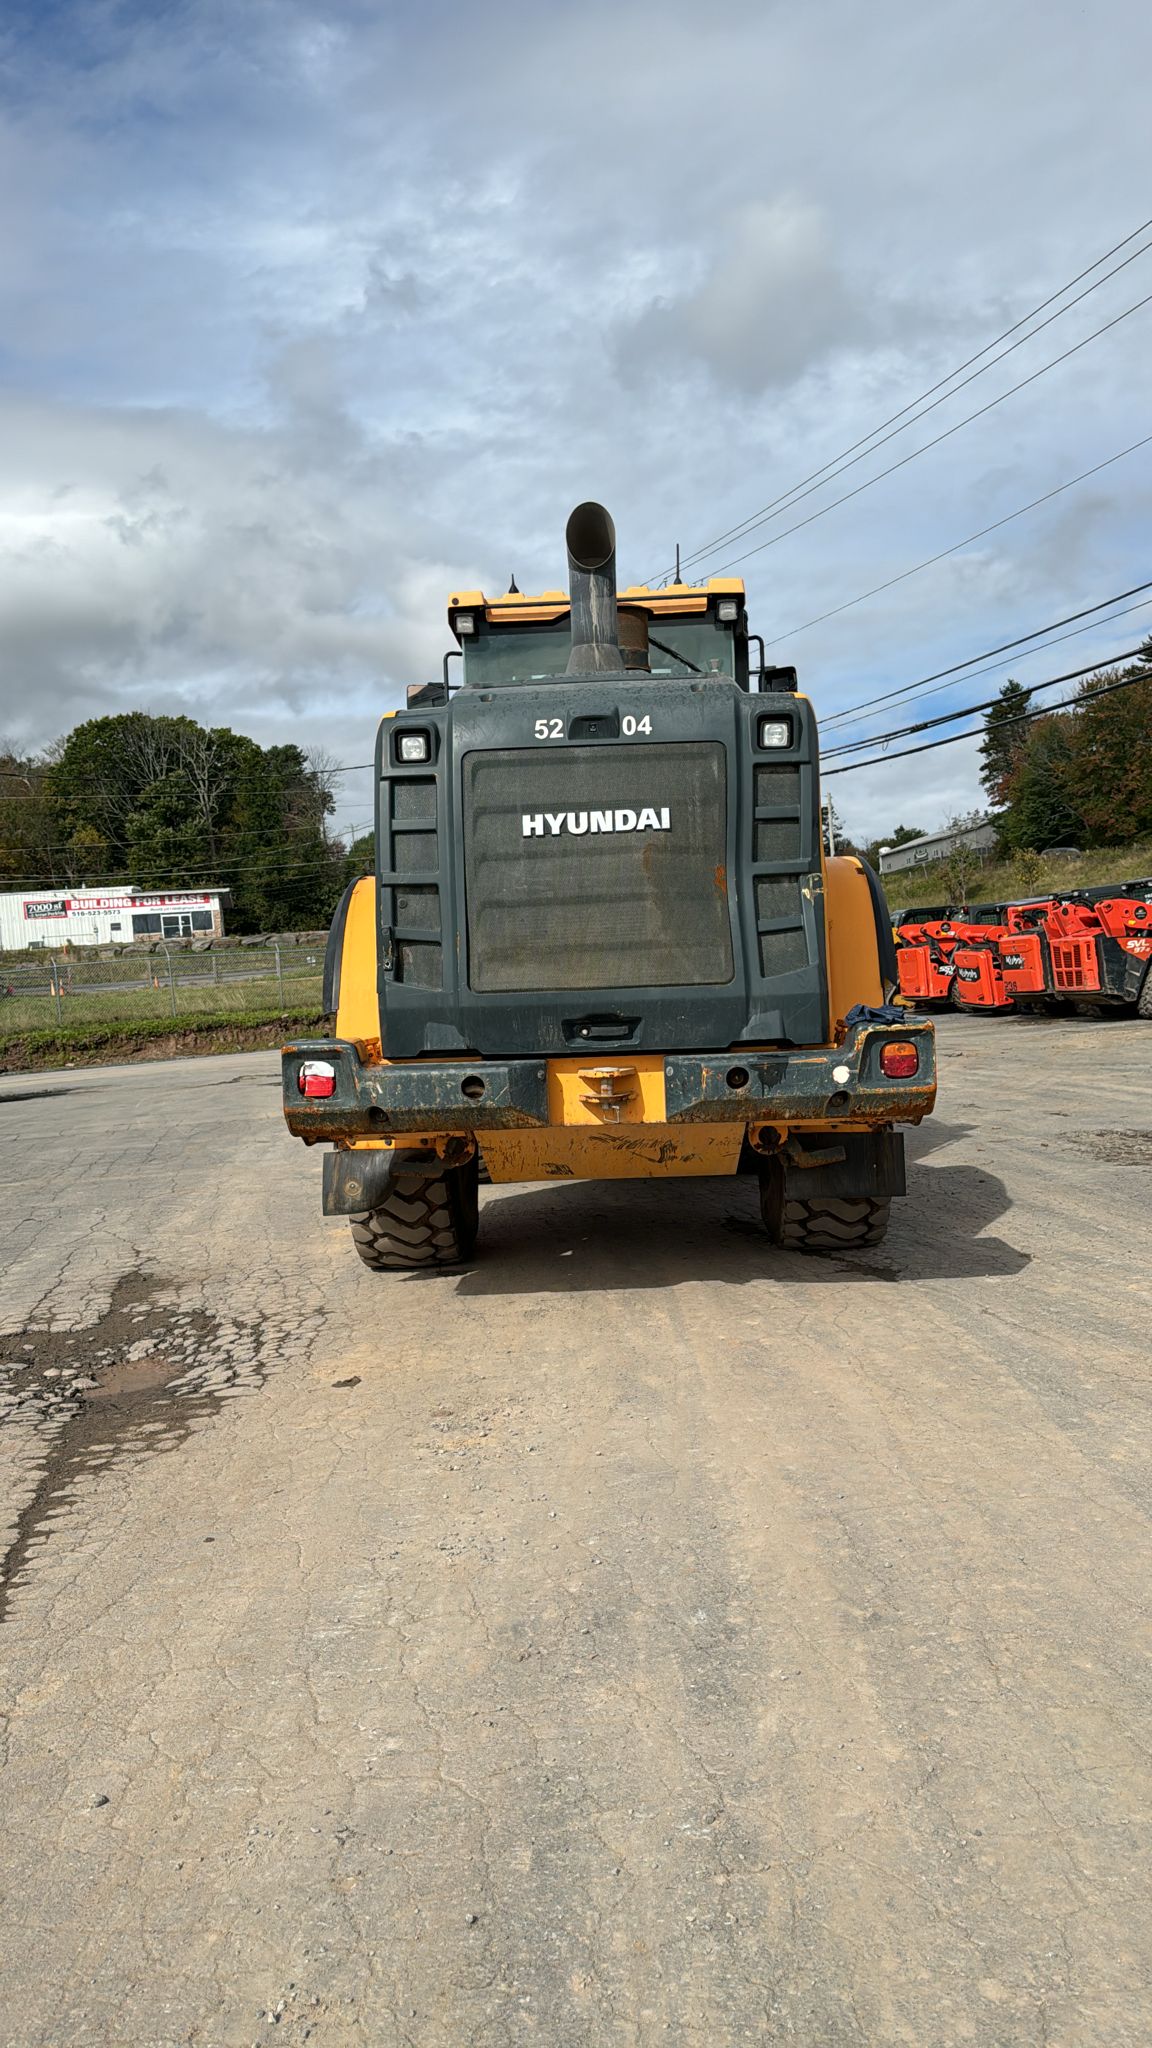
left=283, top=503, right=936, bottom=1267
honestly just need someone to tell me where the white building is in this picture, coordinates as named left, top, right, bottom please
left=0, top=887, right=229, bottom=951
left=878, top=817, right=1000, bottom=876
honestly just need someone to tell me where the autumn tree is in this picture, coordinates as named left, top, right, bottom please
left=1064, top=662, right=1152, bottom=844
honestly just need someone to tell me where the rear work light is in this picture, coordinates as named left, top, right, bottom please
left=298, top=1059, right=336, bottom=1098
left=757, top=715, right=792, bottom=749
left=397, top=730, right=431, bottom=763
left=879, top=1041, right=919, bottom=1080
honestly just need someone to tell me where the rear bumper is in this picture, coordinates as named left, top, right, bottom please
left=282, top=1018, right=937, bottom=1142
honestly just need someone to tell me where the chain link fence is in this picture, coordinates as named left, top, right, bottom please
left=0, top=942, right=324, bottom=1036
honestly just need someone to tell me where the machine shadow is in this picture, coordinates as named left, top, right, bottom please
left=408, top=1120, right=1030, bottom=1297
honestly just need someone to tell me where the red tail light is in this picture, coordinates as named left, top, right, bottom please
left=298, top=1060, right=336, bottom=1099
left=880, top=1041, right=919, bottom=1080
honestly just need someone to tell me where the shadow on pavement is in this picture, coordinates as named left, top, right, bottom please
left=404, top=1119, right=1031, bottom=1296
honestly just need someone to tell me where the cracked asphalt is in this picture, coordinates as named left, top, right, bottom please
left=1, top=1013, right=1150, bottom=2047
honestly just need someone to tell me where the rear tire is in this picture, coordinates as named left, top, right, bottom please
left=349, top=1158, right=479, bottom=1271
left=761, top=1181, right=891, bottom=1252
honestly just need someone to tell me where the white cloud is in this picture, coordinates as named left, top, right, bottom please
left=0, top=0, right=1150, bottom=841
left=617, top=198, right=871, bottom=394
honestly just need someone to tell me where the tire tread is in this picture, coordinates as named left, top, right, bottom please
left=349, top=1161, right=479, bottom=1271
left=765, top=1187, right=891, bottom=1252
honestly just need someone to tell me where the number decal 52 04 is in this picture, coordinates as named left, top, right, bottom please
left=532, top=713, right=654, bottom=739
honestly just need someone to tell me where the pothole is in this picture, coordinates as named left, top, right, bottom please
left=1063, top=1129, right=1152, bottom=1166
left=0, top=1270, right=265, bottom=1623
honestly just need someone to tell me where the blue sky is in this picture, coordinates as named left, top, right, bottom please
left=1, top=0, right=1150, bottom=844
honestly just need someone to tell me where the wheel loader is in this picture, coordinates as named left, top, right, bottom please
left=283, top=503, right=937, bottom=1268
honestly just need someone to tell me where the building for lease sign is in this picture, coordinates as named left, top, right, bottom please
left=23, top=891, right=213, bottom=915
left=73, top=893, right=214, bottom=911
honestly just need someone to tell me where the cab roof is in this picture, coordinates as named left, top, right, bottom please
left=447, top=577, right=746, bottom=639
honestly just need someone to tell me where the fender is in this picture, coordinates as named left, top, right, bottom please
left=824, top=856, right=886, bottom=1022
left=326, top=875, right=380, bottom=1044
left=856, top=857, right=899, bottom=992
left=322, top=877, right=359, bottom=1018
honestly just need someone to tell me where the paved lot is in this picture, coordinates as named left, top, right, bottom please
left=1, top=1014, right=1150, bottom=2047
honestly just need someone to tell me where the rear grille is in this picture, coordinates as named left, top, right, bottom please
left=752, top=756, right=810, bottom=979
left=758, top=929, right=808, bottom=977
left=379, top=774, right=442, bottom=987
left=1050, top=936, right=1099, bottom=990
left=463, top=742, right=733, bottom=993
left=755, top=877, right=802, bottom=922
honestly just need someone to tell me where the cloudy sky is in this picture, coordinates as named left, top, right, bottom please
left=2, top=0, right=1150, bottom=846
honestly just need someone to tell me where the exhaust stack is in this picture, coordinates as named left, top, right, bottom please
left=565, top=501, right=625, bottom=673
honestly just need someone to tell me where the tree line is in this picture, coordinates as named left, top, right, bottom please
left=0, top=713, right=373, bottom=935
left=977, top=638, right=1152, bottom=850
left=836, top=633, right=1152, bottom=874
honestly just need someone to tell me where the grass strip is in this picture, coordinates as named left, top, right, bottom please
left=883, top=839, right=1152, bottom=912
left=0, top=1007, right=326, bottom=1073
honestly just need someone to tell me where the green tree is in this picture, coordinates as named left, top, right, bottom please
left=999, top=715, right=1084, bottom=852
left=343, top=831, right=375, bottom=886
left=221, top=740, right=338, bottom=931
left=125, top=771, right=210, bottom=886
left=0, top=746, right=54, bottom=888
left=979, top=678, right=1031, bottom=804
left=43, top=713, right=348, bottom=934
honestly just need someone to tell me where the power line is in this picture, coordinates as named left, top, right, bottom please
left=847, top=593, right=1152, bottom=718
left=759, top=430, right=1152, bottom=646
left=1, top=854, right=376, bottom=892
left=678, top=242, right=1152, bottom=578
left=0, top=817, right=376, bottom=861
left=0, top=823, right=376, bottom=892
left=650, top=214, right=1152, bottom=584
left=2, top=755, right=379, bottom=785
left=705, top=286, right=1152, bottom=577
left=823, top=646, right=1148, bottom=759
left=0, top=854, right=372, bottom=890
left=821, top=593, right=1152, bottom=740
left=822, top=579, right=1152, bottom=730
left=823, top=663, right=1152, bottom=778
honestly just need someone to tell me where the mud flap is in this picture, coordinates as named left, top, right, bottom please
left=775, top=1129, right=906, bottom=1202
left=323, top=1147, right=445, bottom=1216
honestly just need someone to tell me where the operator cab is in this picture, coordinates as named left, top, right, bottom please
left=447, top=577, right=752, bottom=689
left=408, top=504, right=796, bottom=705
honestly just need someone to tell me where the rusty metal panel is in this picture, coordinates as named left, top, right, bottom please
left=480, top=1124, right=743, bottom=1183
left=283, top=1041, right=549, bottom=1141
left=663, top=1024, right=936, bottom=1127
left=283, top=1018, right=936, bottom=1148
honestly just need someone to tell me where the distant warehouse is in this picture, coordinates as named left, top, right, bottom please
left=878, top=816, right=1000, bottom=876
left=0, top=887, right=229, bottom=950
